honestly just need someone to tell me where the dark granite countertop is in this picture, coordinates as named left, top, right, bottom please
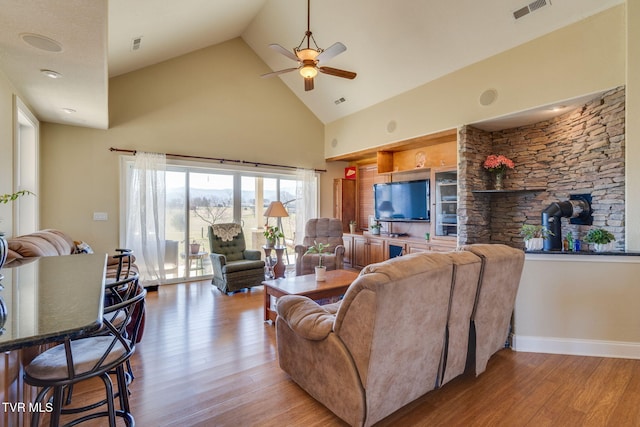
left=0, top=254, right=107, bottom=352
left=525, top=250, right=640, bottom=256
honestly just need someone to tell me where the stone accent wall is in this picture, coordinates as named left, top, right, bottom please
left=458, top=126, right=492, bottom=244
left=459, top=86, right=625, bottom=249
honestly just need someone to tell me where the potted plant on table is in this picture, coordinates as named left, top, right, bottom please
left=263, top=225, right=284, bottom=247
left=369, top=222, right=382, bottom=236
left=305, top=240, right=330, bottom=281
left=584, top=228, right=616, bottom=252
left=520, top=224, right=552, bottom=251
left=189, top=240, right=201, bottom=255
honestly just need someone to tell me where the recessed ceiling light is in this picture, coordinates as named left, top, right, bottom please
left=20, top=33, right=63, bottom=52
left=62, top=108, right=76, bottom=114
left=41, top=69, right=62, bottom=79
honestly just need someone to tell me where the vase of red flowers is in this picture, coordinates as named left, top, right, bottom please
left=483, top=154, right=515, bottom=190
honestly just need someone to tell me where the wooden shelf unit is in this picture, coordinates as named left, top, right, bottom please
left=332, top=128, right=458, bottom=247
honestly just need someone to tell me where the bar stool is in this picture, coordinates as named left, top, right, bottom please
left=24, top=274, right=146, bottom=426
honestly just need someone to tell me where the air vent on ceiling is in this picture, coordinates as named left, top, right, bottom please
left=513, top=0, right=550, bottom=20
left=131, top=36, right=143, bottom=51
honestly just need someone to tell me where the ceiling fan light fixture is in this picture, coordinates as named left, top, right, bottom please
left=300, top=65, right=318, bottom=78
left=261, top=0, right=355, bottom=91
left=297, top=48, right=319, bottom=61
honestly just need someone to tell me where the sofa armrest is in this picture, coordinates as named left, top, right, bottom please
left=276, top=295, right=335, bottom=340
left=244, top=249, right=261, bottom=260
left=294, top=244, right=307, bottom=256
left=210, top=253, right=227, bottom=268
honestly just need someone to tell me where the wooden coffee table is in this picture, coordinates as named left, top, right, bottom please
left=263, top=269, right=359, bottom=323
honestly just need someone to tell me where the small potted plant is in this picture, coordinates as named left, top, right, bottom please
left=369, top=222, right=382, bottom=236
left=520, top=224, right=552, bottom=251
left=190, top=239, right=201, bottom=255
left=263, top=225, right=283, bottom=247
left=305, top=240, right=330, bottom=281
left=349, top=220, right=357, bottom=234
left=584, top=228, right=616, bottom=252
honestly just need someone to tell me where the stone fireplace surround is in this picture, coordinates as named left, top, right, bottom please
left=458, top=86, right=625, bottom=250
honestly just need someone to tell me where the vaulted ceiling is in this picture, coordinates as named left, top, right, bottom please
left=0, top=0, right=623, bottom=130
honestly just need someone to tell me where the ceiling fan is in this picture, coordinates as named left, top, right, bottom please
left=261, top=0, right=357, bottom=91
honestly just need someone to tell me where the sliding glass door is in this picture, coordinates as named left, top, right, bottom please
left=123, top=159, right=316, bottom=284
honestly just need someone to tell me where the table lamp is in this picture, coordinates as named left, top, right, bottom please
left=264, top=201, right=290, bottom=263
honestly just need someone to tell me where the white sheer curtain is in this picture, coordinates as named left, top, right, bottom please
left=126, top=152, right=166, bottom=286
left=295, top=168, right=317, bottom=244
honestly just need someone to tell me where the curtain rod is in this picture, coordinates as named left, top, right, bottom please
left=108, top=147, right=326, bottom=173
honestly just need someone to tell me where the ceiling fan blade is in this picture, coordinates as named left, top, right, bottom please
left=316, top=42, right=346, bottom=64
left=318, top=66, right=357, bottom=80
left=304, top=77, right=314, bottom=91
left=261, top=67, right=298, bottom=78
left=268, top=44, right=299, bottom=62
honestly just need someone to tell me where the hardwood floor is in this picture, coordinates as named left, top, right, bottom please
left=61, top=280, right=640, bottom=427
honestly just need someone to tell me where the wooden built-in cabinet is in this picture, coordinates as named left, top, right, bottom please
left=352, top=235, right=386, bottom=269
left=330, top=128, right=459, bottom=266
left=357, top=165, right=388, bottom=231
left=343, top=232, right=455, bottom=269
left=431, top=166, right=458, bottom=241
left=333, top=178, right=356, bottom=232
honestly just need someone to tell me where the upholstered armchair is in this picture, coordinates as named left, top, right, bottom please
left=294, top=218, right=345, bottom=276
left=208, top=223, right=265, bottom=294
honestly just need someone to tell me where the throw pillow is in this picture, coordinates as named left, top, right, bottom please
left=74, top=241, right=94, bottom=254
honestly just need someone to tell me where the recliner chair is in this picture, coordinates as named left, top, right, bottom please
left=294, top=218, right=345, bottom=276
left=208, top=223, right=265, bottom=294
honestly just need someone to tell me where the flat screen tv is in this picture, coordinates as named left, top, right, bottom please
left=374, top=179, right=429, bottom=221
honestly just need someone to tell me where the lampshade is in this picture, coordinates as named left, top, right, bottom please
left=264, top=201, right=289, bottom=218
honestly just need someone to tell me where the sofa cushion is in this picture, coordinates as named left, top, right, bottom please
left=223, top=259, right=265, bottom=274
left=74, top=240, right=94, bottom=254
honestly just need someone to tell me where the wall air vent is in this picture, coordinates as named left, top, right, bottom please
left=513, top=0, right=550, bottom=20
left=131, top=36, right=143, bottom=51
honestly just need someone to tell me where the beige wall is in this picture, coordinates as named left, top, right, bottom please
left=514, top=255, right=640, bottom=358
left=39, top=38, right=330, bottom=254
left=325, top=6, right=625, bottom=156
left=627, top=1, right=640, bottom=250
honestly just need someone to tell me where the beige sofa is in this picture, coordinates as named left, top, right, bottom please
left=275, top=244, right=524, bottom=427
left=5, top=229, right=137, bottom=279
